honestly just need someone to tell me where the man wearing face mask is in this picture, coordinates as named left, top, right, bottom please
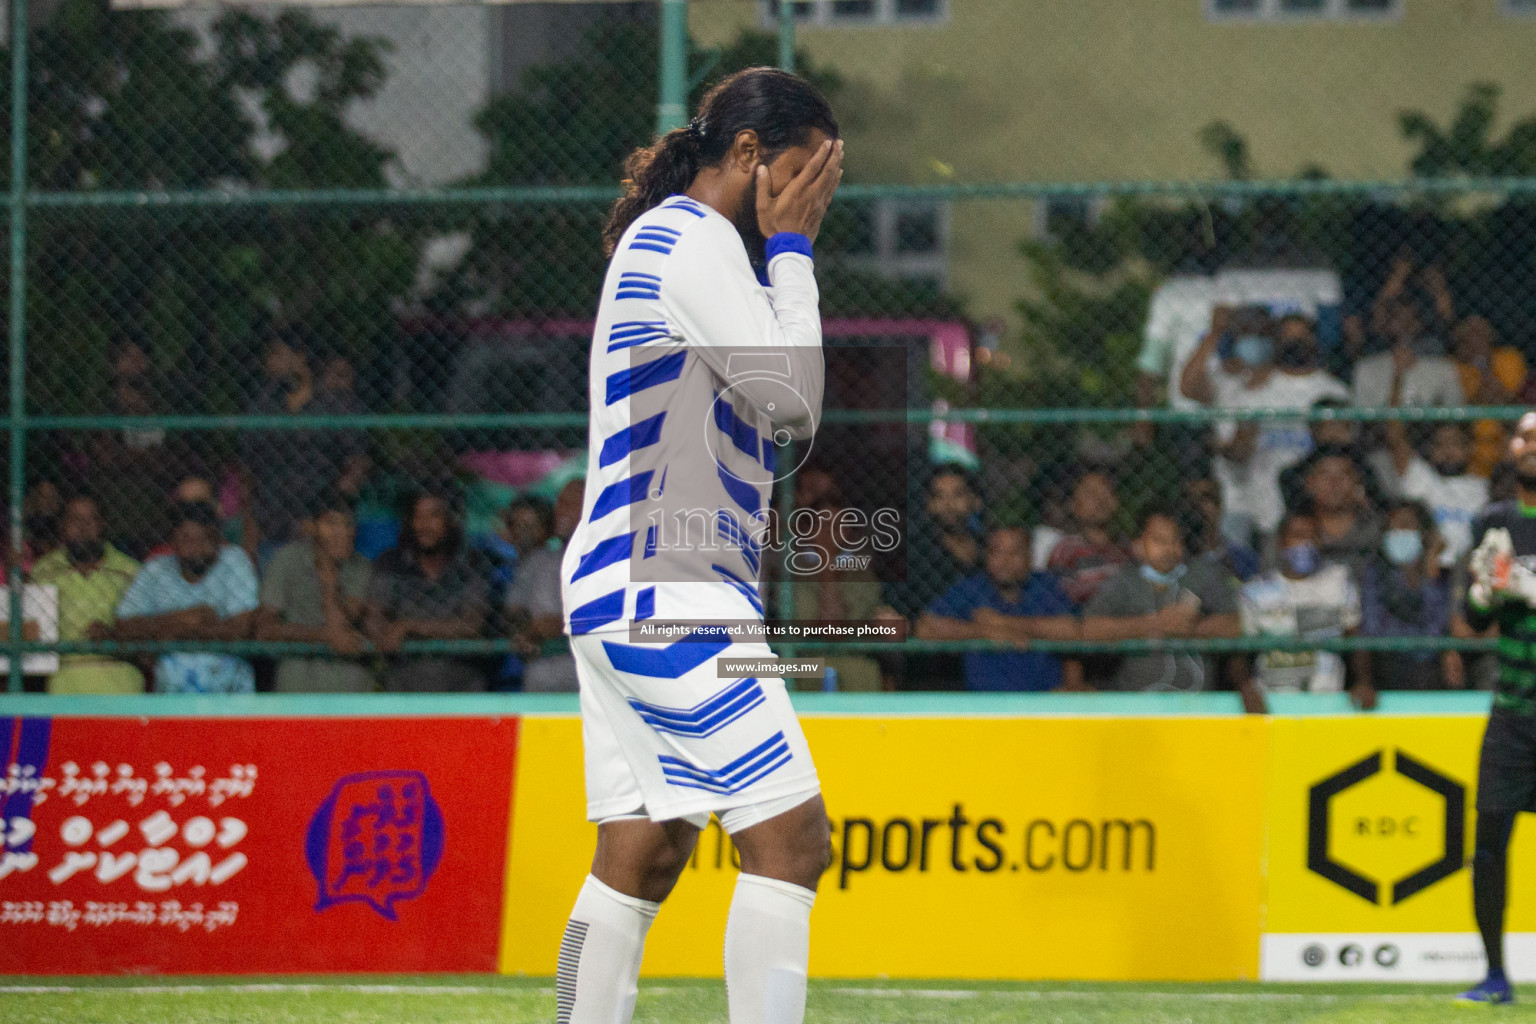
left=31, top=494, right=144, bottom=694
left=1080, top=508, right=1248, bottom=703
left=1380, top=420, right=1488, bottom=564
left=1238, top=511, right=1375, bottom=708
left=1359, top=501, right=1455, bottom=692
left=112, top=501, right=259, bottom=693
left=1181, top=310, right=1348, bottom=543
left=1456, top=412, right=1536, bottom=1004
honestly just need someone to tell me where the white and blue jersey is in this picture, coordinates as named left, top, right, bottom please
left=563, top=196, right=825, bottom=826
left=561, top=196, right=824, bottom=635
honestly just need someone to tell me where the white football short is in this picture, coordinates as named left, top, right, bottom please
left=570, top=632, right=821, bottom=833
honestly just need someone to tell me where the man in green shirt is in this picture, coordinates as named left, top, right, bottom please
left=31, top=494, right=144, bottom=694
left=256, top=492, right=375, bottom=692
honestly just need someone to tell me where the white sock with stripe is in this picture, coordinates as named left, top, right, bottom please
left=556, top=874, right=660, bottom=1024
left=723, top=873, right=817, bottom=1024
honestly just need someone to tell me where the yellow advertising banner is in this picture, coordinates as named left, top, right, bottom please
left=1261, top=715, right=1536, bottom=982
left=499, top=715, right=1268, bottom=980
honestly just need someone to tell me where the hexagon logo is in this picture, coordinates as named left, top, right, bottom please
left=1306, top=748, right=1465, bottom=905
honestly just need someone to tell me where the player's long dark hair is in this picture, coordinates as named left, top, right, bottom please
left=602, top=67, right=839, bottom=257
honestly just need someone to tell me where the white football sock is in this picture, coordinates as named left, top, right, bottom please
left=723, top=873, right=817, bottom=1024
left=556, top=874, right=660, bottom=1024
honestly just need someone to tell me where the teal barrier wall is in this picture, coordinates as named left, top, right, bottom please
left=0, top=690, right=1494, bottom=718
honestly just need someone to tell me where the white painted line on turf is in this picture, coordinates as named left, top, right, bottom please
left=0, top=984, right=547, bottom=995
left=2, top=982, right=1436, bottom=1004
left=826, top=988, right=1432, bottom=1003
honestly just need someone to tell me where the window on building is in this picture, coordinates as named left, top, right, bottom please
left=1207, top=0, right=1400, bottom=19
left=762, top=0, right=947, bottom=27
left=841, top=200, right=949, bottom=287
left=1033, top=196, right=1106, bottom=243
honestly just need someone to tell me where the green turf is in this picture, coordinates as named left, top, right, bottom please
left=3, top=976, right=1534, bottom=1024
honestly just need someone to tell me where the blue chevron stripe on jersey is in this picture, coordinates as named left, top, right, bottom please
left=658, top=731, right=792, bottom=794
left=629, top=226, right=683, bottom=255
left=716, top=511, right=761, bottom=576
left=635, top=586, right=656, bottom=621
left=713, top=563, right=764, bottom=615
left=716, top=462, right=765, bottom=517
left=606, top=352, right=685, bottom=405
left=567, top=588, right=626, bottom=636
left=599, top=411, right=666, bottom=468
left=615, top=271, right=662, bottom=301
left=601, top=632, right=731, bottom=678
left=570, top=532, right=635, bottom=583
left=590, top=470, right=655, bottom=522
left=607, top=321, right=673, bottom=352
left=712, top=395, right=763, bottom=462
left=662, top=196, right=708, bottom=218
left=627, top=677, right=767, bottom=737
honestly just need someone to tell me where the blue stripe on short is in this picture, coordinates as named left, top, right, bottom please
left=628, top=677, right=767, bottom=738
left=659, top=732, right=792, bottom=794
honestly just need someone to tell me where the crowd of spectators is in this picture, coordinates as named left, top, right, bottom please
left=893, top=250, right=1525, bottom=706
left=11, top=250, right=1528, bottom=706
left=14, top=328, right=595, bottom=697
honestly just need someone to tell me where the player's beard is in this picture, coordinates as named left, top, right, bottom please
left=1519, top=469, right=1536, bottom=492
left=730, top=192, right=768, bottom=275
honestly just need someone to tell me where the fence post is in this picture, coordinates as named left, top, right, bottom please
left=778, top=1, right=796, bottom=72
left=7, top=0, right=26, bottom=694
left=657, top=0, right=688, bottom=136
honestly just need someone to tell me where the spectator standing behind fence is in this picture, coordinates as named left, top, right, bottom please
left=31, top=494, right=143, bottom=694
left=784, top=468, right=884, bottom=692
left=1360, top=501, right=1458, bottom=691
left=1046, top=468, right=1130, bottom=607
left=365, top=489, right=489, bottom=692
left=1183, top=476, right=1261, bottom=583
left=1376, top=419, right=1488, bottom=565
left=111, top=502, right=258, bottom=694
left=1297, top=448, right=1381, bottom=576
left=885, top=465, right=984, bottom=618
left=1454, top=315, right=1527, bottom=478
left=1352, top=297, right=1465, bottom=408
left=504, top=481, right=581, bottom=693
left=1237, top=511, right=1375, bottom=709
left=1080, top=507, right=1248, bottom=700
left=1181, top=308, right=1349, bottom=543
left=241, top=330, right=336, bottom=561
left=882, top=465, right=985, bottom=690
left=255, top=492, right=375, bottom=693
left=916, top=526, right=1082, bottom=692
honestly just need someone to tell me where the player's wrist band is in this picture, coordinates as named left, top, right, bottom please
left=765, top=232, right=814, bottom=262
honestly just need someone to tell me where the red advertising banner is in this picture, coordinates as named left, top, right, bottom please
left=0, top=715, right=518, bottom=973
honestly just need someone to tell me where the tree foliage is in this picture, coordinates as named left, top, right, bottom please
left=436, top=17, right=954, bottom=319
left=7, top=0, right=411, bottom=416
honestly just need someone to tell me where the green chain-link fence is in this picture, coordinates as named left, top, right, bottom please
left=4, top=0, right=1534, bottom=700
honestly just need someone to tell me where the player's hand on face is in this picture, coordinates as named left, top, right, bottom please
left=756, top=138, right=844, bottom=244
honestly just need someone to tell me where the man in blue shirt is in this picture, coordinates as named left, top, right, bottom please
left=916, top=525, right=1081, bottom=691
left=113, top=501, right=259, bottom=693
